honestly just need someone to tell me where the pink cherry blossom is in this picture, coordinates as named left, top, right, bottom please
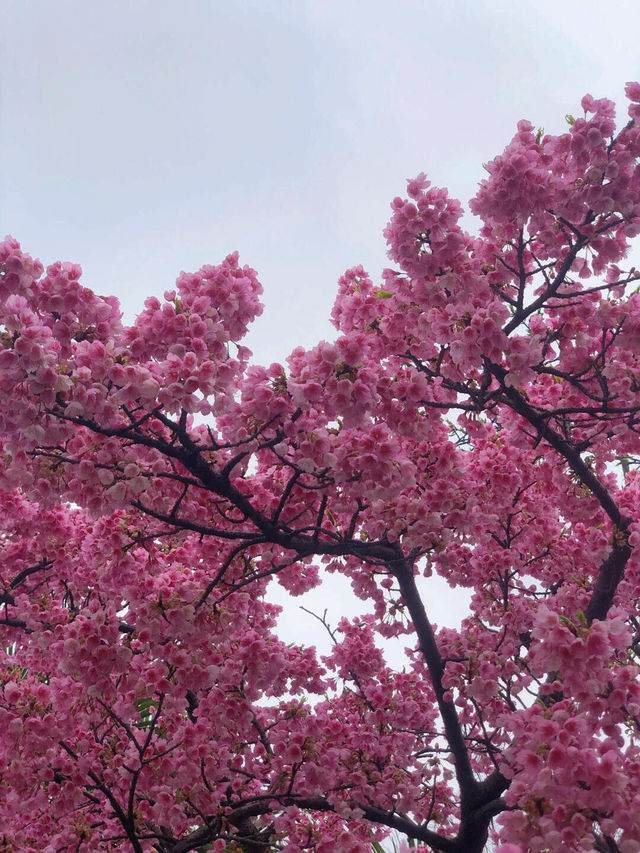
left=3, top=83, right=640, bottom=852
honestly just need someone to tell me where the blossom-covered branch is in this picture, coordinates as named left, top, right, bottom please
left=3, top=84, right=640, bottom=852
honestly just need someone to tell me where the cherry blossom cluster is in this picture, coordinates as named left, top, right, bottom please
left=3, top=84, right=640, bottom=852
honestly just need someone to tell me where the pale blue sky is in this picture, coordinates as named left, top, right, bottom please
left=3, top=0, right=640, bottom=649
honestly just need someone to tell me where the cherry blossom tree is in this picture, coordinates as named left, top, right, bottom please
left=3, top=84, right=640, bottom=853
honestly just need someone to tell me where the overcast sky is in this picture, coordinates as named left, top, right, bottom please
left=3, top=0, right=640, bottom=655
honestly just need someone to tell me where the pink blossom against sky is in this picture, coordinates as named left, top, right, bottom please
left=3, top=0, right=640, bottom=655
left=3, top=0, right=640, bottom=368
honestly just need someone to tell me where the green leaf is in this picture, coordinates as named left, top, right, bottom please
left=134, top=697, right=159, bottom=729
left=558, top=615, right=577, bottom=635
left=373, top=289, right=394, bottom=299
left=565, top=114, right=576, bottom=126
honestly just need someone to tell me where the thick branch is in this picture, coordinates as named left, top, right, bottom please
left=169, top=795, right=460, bottom=853
left=585, top=533, right=632, bottom=624
left=392, top=558, right=508, bottom=845
left=489, top=363, right=623, bottom=526
left=488, top=364, right=632, bottom=625
left=392, top=560, right=475, bottom=796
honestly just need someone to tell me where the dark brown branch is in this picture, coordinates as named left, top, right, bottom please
left=392, top=557, right=508, bottom=846
left=489, top=362, right=623, bottom=526
left=10, top=559, right=53, bottom=589
left=503, top=232, right=588, bottom=335
left=585, top=532, right=632, bottom=624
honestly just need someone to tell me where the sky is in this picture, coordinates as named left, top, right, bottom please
left=3, top=0, right=640, bottom=658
